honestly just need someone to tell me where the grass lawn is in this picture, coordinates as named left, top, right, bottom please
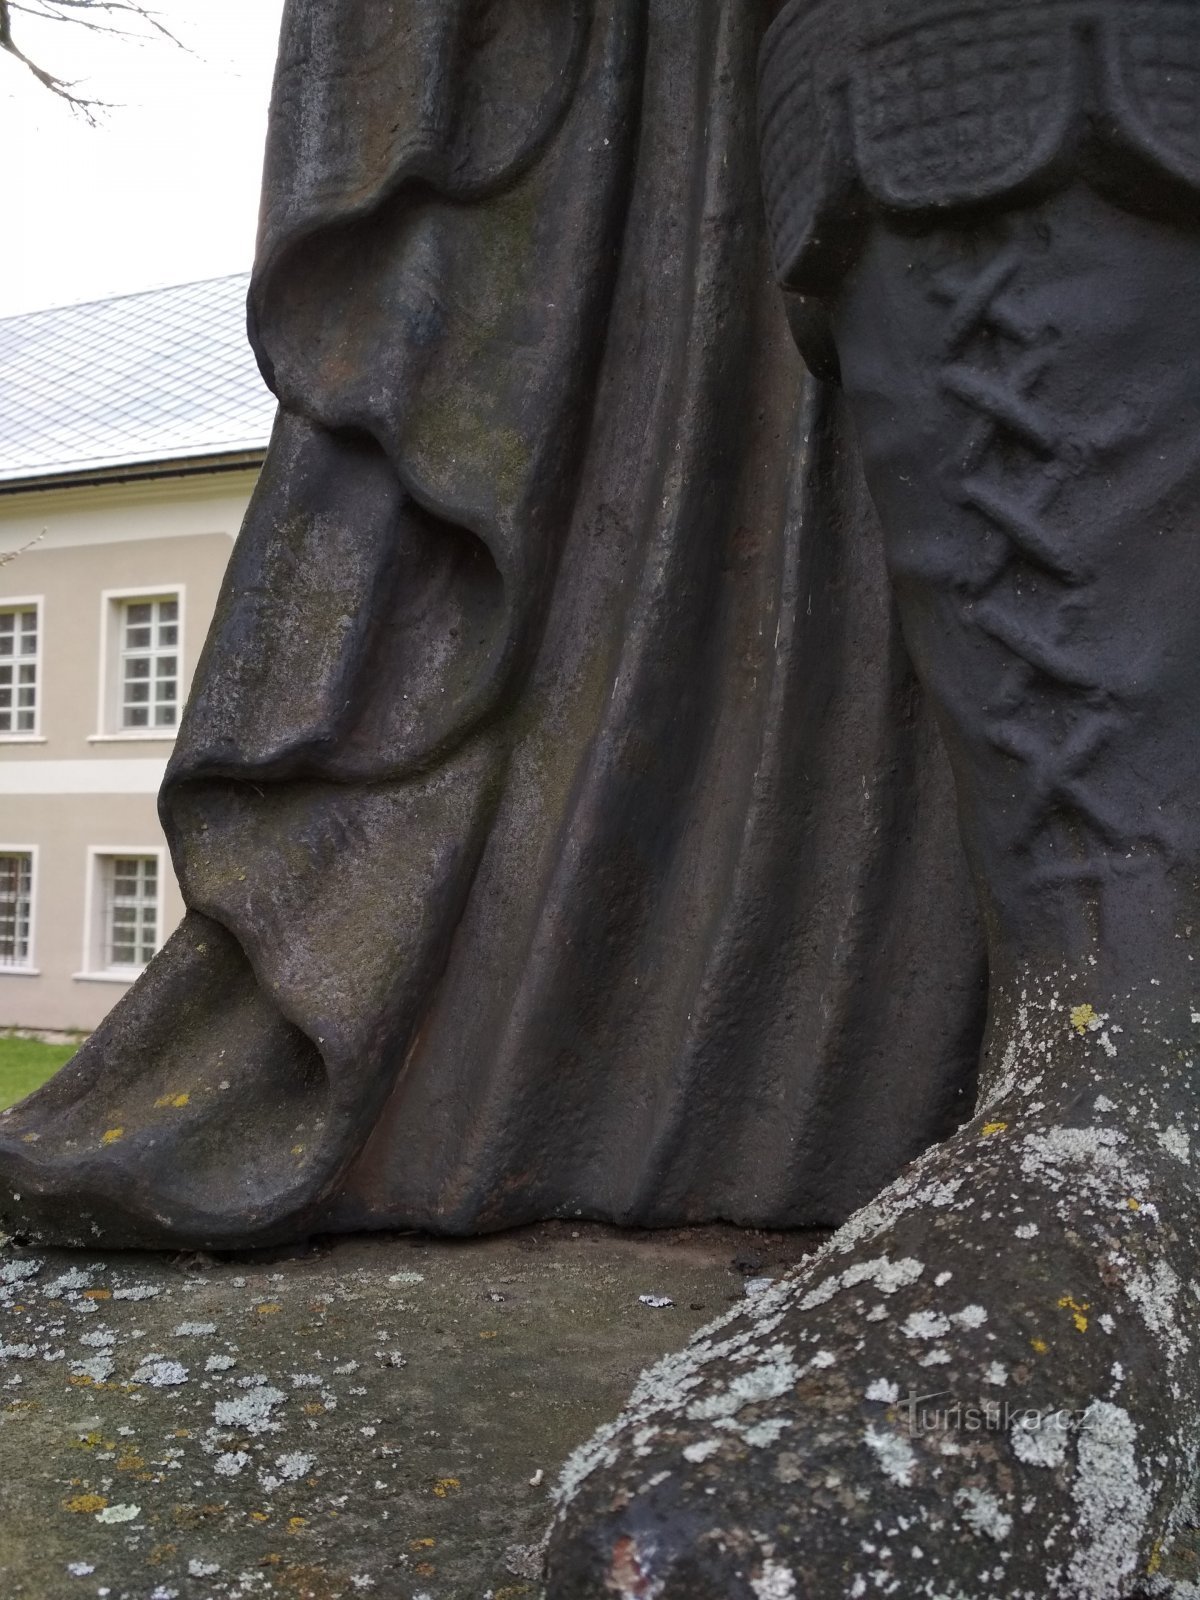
left=0, top=1035, right=80, bottom=1111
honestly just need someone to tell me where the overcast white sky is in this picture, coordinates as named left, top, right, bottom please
left=1, top=0, right=285, bottom=315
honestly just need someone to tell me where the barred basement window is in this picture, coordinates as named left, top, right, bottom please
left=0, top=852, right=33, bottom=968
left=119, top=596, right=179, bottom=729
left=0, top=605, right=39, bottom=735
left=102, top=855, right=159, bottom=969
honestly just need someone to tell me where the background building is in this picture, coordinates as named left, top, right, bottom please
left=0, top=274, right=274, bottom=1031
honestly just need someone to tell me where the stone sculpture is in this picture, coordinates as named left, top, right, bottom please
left=0, top=0, right=982, bottom=1247
left=5, top=0, right=1200, bottom=1592
left=548, top=0, right=1200, bottom=1593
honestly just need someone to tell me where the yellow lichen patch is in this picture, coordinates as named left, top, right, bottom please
left=250, top=1511, right=270, bottom=1523
left=1148, top=1541, right=1164, bottom=1577
left=1070, top=1003, right=1097, bottom=1036
left=172, top=1428, right=191, bottom=1439
left=22, top=1132, right=38, bottom=1143
left=980, top=1121, right=1008, bottom=1137
left=415, top=1563, right=436, bottom=1578
left=116, top=1454, right=146, bottom=1472
left=479, top=1330, right=498, bottom=1340
left=84, top=1288, right=111, bottom=1300
left=409, top=1539, right=436, bottom=1552
left=255, top=1303, right=282, bottom=1316
left=154, top=1093, right=190, bottom=1109
left=68, top=1431, right=115, bottom=1453
left=148, top=1543, right=177, bottom=1566
left=101, top=1127, right=124, bottom=1145
left=1058, top=1295, right=1090, bottom=1333
left=64, top=1493, right=108, bottom=1514
left=302, top=1401, right=326, bottom=1416
left=291, top=1145, right=305, bottom=1156
left=288, top=1516, right=306, bottom=1530
left=432, top=1477, right=461, bottom=1498
left=1030, top=1337, right=1049, bottom=1355
left=1127, top=1198, right=1141, bottom=1211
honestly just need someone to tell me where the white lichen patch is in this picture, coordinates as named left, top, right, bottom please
left=273, top=1450, right=315, bottom=1481
left=954, top=1486, right=1013, bottom=1542
left=739, top=1417, right=791, bottom=1448
left=866, top=1379, right=900, bottom=1403
left=204, top=1353, right=235, bottom=1373
left=682, top=1438, right=721, bottom=1464
left=42, top=1267, right=93, bottom=1299
left=0, top=1259, right=41, bottom=1286
left=131, top=1357, right=188, bottom=1387
left=1120, top=1259, right=1185, bottom=1360
left=865, top=1426, right=917, bottom=1487
left=1019, top=1127, right=1148, bottom=1207
left=950, top=1305, right=988, bottom=1330
left=801, top=1256, right=925, bottom=1312
left=751, top=1559, right=797, bottom=1598
left=173, top=1321, right=217, bottom=1337
left=70, top=1354, right=114, bottom=1383
left=213, top=1385, right=285, bottom=1435
left=78, top=1329, right=115, bottom=1348
left=685, top=1347, right=801, bottom=1424
left=1156, top=1127, right=1190, bottom=1164
left=1011, top=1411, right=1070, bottom=1469
left=95, top=1503, right=139, bottom=1524
left=213, top=1451, right=250, bottom=1477
left=902, top=1311, right=951, bottom=1341
left=1067, top=1402, right=1153, bottom=1599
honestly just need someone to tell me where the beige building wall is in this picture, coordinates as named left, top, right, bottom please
left=0, top=469, right=256, bottom=1031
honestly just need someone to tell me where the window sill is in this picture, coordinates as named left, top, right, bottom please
left=87, top=732, right=177, bottom=745
left=0, top=735, right=47, bottom=745
left=73, top=969, right=143, bottom=984
left=0, top=967, right=39, bottom=977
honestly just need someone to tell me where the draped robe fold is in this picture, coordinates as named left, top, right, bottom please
left=0, top=0, right=986, bottom=1249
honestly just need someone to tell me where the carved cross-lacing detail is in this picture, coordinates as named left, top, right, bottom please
left=929, top=247, right=1155, bottom=872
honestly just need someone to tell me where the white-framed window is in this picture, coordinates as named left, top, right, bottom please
left=0, top=848, right=36, bottom=972
left=0, top=598, right=42, bottom=738
left=79, top=847, right=165, bottom=980
left=94, top=587, right=184, bottom=740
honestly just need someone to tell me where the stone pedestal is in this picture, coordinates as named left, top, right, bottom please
left=0, top=1225, right=818, bottom=1599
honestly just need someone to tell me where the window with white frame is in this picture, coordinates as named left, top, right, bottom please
left=118, top=596, right=179, bottom=730
left=0, top=852, right=33, bottom=969
left=97, top=854, right=160, bottom=971
left=0, top=604, right=39, bottom=735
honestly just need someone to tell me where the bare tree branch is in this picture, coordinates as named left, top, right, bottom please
left=0, top=529, right=47, bottom=568
left=0, top=0, right=183, bottom=120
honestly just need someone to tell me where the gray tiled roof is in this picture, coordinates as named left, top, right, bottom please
left=0, top=274, right=277, bottom=484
